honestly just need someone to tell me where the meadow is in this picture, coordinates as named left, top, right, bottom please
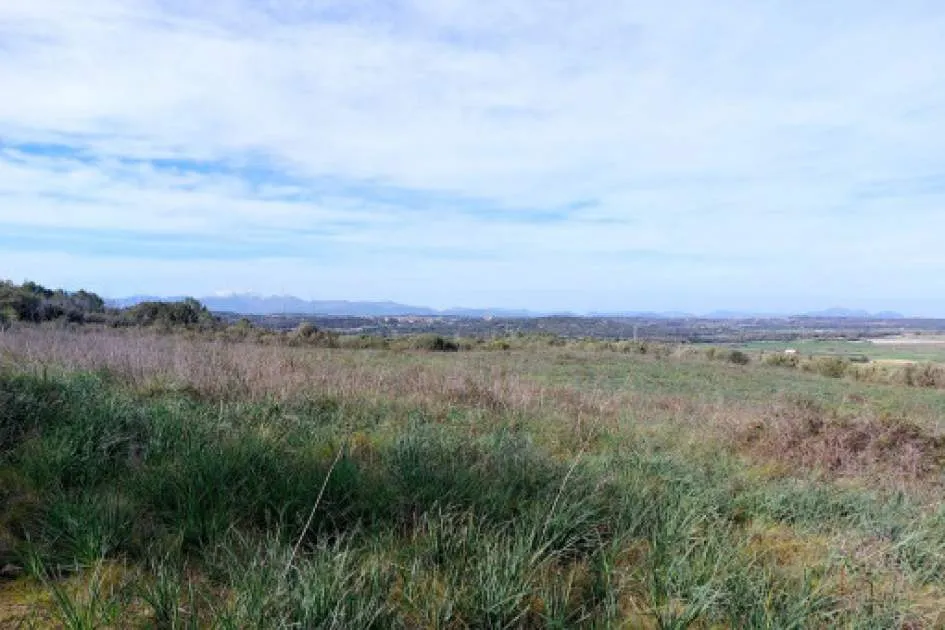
left=1, top=326, right=944, bottom=628
left=735, top=338, right=945, bottom=364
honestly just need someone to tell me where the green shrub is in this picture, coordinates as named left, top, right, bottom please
left=727, top=350, right=750, bottom=365
left=764, top=352, right=799, bottom=368
left=614, top=340, right=652, bottom=355
left=706, top=348, right=751, bottom=365
left=0, top=280, right=106, bottom=324
left=486, top=338, right=511, bottom=351
left=125, top=298, right=217, bottom=329
left=398, top=334, right=460, bottom=352
left=336, top=335, right=390, bottom=350
left=808, top=356, right=848, bottom=379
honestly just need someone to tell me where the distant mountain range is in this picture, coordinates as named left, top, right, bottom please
left=105, top=294, right=907, bottom=320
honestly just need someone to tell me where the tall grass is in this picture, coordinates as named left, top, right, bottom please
left=1, top=328, right=944, bottom=626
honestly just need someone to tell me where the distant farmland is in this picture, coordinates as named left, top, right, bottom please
left=736, top=337, right=945, bottom=364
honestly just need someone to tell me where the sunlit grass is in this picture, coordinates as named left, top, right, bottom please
left=1, top=327, right=944, bottom=627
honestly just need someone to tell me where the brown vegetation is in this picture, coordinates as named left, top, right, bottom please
left=735, top=394, right=945, bottom=482
left=3, top=327, right=945, bottom=493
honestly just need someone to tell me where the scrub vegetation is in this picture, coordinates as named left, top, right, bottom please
left=1, top=296, right=945, bottom=627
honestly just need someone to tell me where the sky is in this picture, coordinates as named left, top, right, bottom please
left=2, top=1, right=945, bottom=314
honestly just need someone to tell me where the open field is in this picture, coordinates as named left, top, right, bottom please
left=233, top=312, right=945, bottom=345
left=2, top=327, right=945, bottom=627
left=735, top=338, right=945, bottom=364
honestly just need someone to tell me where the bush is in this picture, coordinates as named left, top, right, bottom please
left=727, top=350, right=751, bottom=365
left=706, top=348, right=751, bottom=365
left=400, top=334, right=460, bottom=352
left=614, top=340, right=653, bottom=355
left=336, top=335, right=390, bottom=350
left=294, top=322, right=317, bottom=339
left=764, top=353, right=799, bottom=368
left=0, top=280, right=107, bottom=324
left=486, top=338, right=512, bottom=351
left=125, top=298, right=217, bottom=329
left=807, top=357, right=848, bottom=379
left=903, top=363, right=945, bottom=388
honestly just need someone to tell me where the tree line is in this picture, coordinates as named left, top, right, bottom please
left=0, top=280, right=217, bottom=329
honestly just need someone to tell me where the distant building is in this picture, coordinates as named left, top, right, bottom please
left=784, top=348, right=798, bottom=355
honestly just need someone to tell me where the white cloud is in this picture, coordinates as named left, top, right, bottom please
left=1, top=0, right=945, bottom=310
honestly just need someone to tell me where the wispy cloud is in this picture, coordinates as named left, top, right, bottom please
left=1, top=1, right=944, bottom=312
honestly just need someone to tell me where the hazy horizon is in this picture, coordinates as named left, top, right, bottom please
left=86, top=287, right=925, bottom=318
left=3, top=2, right=944, bottom=315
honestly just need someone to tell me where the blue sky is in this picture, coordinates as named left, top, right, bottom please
left=2, top=1, right=945, bottom=314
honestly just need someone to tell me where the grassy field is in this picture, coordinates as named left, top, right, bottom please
left=2, top=327, right=945, bottom=627
left=735, top=338, right=945, bottom=364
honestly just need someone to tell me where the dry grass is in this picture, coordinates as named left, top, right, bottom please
left=4, top=327, right=945, bottom=625
left=0, top=327, right=623, bottom=427
left=852, top=361, right=945, bottom=389
left=3, top=327, right=945, bottom=493
left=731, top=394, right=945, bottom=486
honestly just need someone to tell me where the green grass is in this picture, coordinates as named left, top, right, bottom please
left=455, top=347, right=945, bottom=421
left=736, top=339, right=945, bottom=363
left=2, top=334, right=945, bottom=627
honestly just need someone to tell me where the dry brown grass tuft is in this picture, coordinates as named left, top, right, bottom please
left=851, top=361, right=945, bottom=389
left=735, top=395, right=945, bottom=482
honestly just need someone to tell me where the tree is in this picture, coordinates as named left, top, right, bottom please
left=0, top=280, right=108, bottom=323
left=127, top=298, right=218, bottom=328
